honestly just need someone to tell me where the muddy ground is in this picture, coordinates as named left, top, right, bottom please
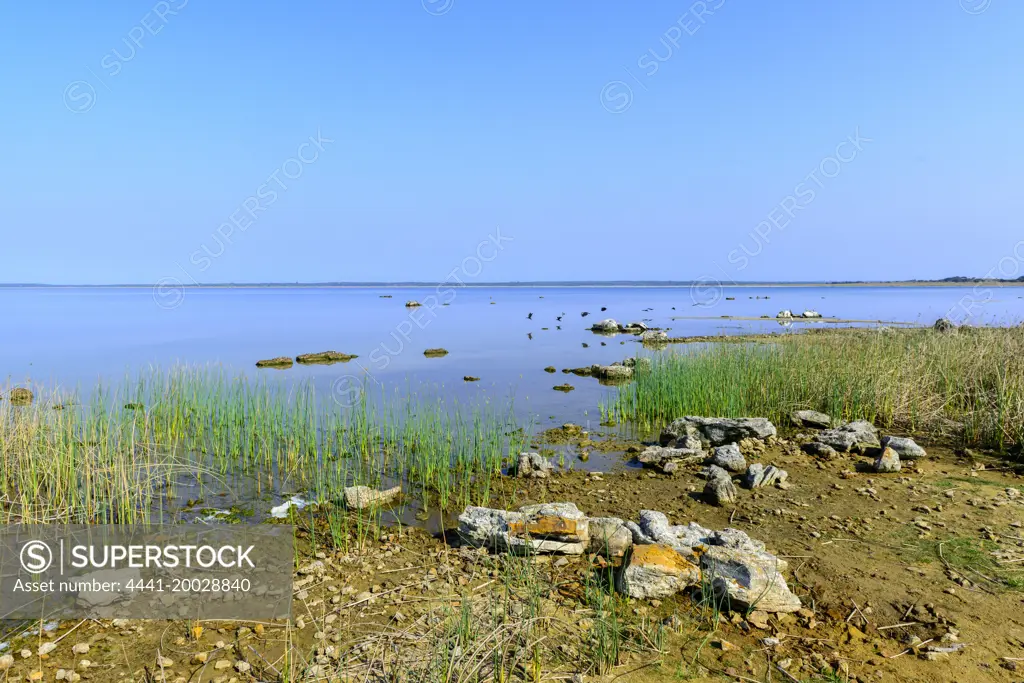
left=5, top=435, right=1024, bottom=683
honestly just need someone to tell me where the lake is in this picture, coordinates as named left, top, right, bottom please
left=5, top=284, right=1024, bottom=430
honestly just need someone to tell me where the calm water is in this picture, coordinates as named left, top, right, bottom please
left=4, top=284, right=1024, bottom=429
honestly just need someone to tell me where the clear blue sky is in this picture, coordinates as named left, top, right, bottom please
left=2, top=1, right=1021, bottom=284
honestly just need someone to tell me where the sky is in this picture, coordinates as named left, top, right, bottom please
left=1, top=0, right=1022, bottom=285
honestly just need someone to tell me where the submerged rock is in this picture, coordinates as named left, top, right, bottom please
left=588, top=517, right=633, bottom=558
left=463, top=375, right=480, bottom=382
left=296, top=351, right=358, bottom=365
left=553, top=384, right=575, bottom=392
left=256, top=357, right=294, bottom=369
left=344, top=485, right=401, bottom=510
left=880, top=435, right=927, bottom=459
left=790, top=410, right=831, bottom=429
left=513, top=452, right=555, bottom=479
left=874, top=447, right=901, bottom=473
left=710, top=443, right=747, bottom=473
left=701, top=546, right=802, bottom=613
left=704, top=466, right=738, bottom=506
left=662, top=416, right=777, bottom=447
left=6, top=388, right=33, bottom=405
left=617, top=544, right=700, bottom=599
left=743, top=463, right=788, bottom=489
left=543, top=366, right=557, bottom=373
left=423, top=348, right=449, bottom=358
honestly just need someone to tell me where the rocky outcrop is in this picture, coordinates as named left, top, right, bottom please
left=790, top=410, right=831, bottom=429
left=513, top=452, right=555, bottom=479
left=617, top=544, right=700, bottom=599
left=710, top=443, right=746, bottom=473
left=704, top=466, right=738, bottom=506
left=743, top=464, right=788, bottom=489
left=458, top=503, right=589, bottom=555
left=661, top=416, right=777, bottom=447
left=874, top=447, right=901, bottom=473
left=880, top=435, right=927, bottom=459
left=344, top=485, right=401, bottom=510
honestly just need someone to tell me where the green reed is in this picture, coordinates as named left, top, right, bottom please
left=605, top=326, right=1024, bottom=450
left=0, top=366, right=529, bottom=524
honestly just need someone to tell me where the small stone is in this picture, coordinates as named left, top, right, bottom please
left=874, top=447, right=901, bottom=473
left=72, top=643, right=89, bottom=655
left=711, top=443, right=747, bottom=473
left=0, top=655, right=13, bottom=670
left=38, top=642, right=56, bottom=656
left=214, top=660, right=233, bottom=670
left=235, top=661, right=251, bottom=673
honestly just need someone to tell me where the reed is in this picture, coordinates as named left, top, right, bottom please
left=0, top=367, right=529, bottom=525
left=605, top=326, right=1024, bottom=450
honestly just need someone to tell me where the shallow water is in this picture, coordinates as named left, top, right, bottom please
left=5, top=284, right=1024, bottom=429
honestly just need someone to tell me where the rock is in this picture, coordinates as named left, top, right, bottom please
left=704, top=466, right=738, bottom=506
left=622, top=357, right=652, bottom=370
left=590, top=364, right=633, bottom=380
left=874, top=447, right=901, bottom=473
left=701, top=546, right=802, bottom=613
left=790, top=410, right=831, bottom=429
left=38, top=643, right=56, bottom=656
left=933, top=318, right=955, bottom=332
left=743, top=463, right=788, bottom=489
left=463, top=376, right=480, bottom=382
left=71, top=644, right=89, bottom=655
left=405, top=300, right=422, bottom=308
left=423, top=348, right=449, bottom=357
left=255, top=357, right=293, bottom=369
left=710, top=444, right=746, bottom=473
left=0, top=655, right=12, bottom=670
left=590, top=318, right=620, bottom=333
left=640, top=330, right=669, bottom=344
left=880, top=435, right=927, bottom=459
left=588, top=517, right=633, bottom=558
left=616, top=544, right=701, bottom=599
left=296, top=351, right=357, bottom=365
left=543, top=366, right=556, bottom=373
left=553, top=384, right=575, bottom=392
left=343, top=485, right=401, bottom=510
left=800, top=310, right=822, bottom=318
left=777, top=310, right=793, bottom=318
left=637, top=445, right=703, bottom=472
left=624, top=520, right=655, bottom=545
left=801, top=441, right=839, bottom=459
left=513, top=452, right=555, bottom=479
left=6, top=387, right=33, bottom=405
left=662, top=417, right=777, bottom=447
left=458, top=503, right=589, bottom=555
left=815, top=420, right=879, bottom=453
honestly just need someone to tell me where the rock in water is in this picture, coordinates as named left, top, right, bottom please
left=874, top=447, right=901, bottom=473
left=344, top=485, right=401, bottom=510
left=640, top=330, right=669, bottom=344
left=589, top=318, right=620, bottom=332
left=588, top=517, right=633, bottom=558
left=661, top=416, right=777, bottom=447
left=711, top=444, right=747, bottom=473
left=514, top=452, right=555, bottom=478
left=744, top=464, right=788, bottom=489
left=255, top=357, right=293, bottom=369
left=590, top=364, right=633, bottom=380
left=790, top=410, right=831, bottom=429
left=617, top=544, right=701, bottom=599
left=458, top=503, right=589, bottom=555
left=777, top=310, right=793, bottom=318
left=800, top=310, right=822, bottom=318
left=700, top=547, right=802, bottom=613
left=704, top=466, right=737, bottom=506
left=880, top=435, right=927, bottom=459
left=6, top=388, right=33, bottom=405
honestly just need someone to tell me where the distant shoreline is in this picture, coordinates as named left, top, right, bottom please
left=3, top=281, right=1024, bottom=289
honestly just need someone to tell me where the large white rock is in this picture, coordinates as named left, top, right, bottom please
left=458, top=503, right=589, bottom=555
left=617, top=544, right=701, bottom=599
left=700, top=546, right=802, bottom=613
left=662, top=417, right=777, bottom=447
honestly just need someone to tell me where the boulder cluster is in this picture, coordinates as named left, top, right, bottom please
left=457, top=503, right=801, bottom=613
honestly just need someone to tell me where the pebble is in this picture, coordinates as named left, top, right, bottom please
left=72, top=643, right=89, bottom=655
